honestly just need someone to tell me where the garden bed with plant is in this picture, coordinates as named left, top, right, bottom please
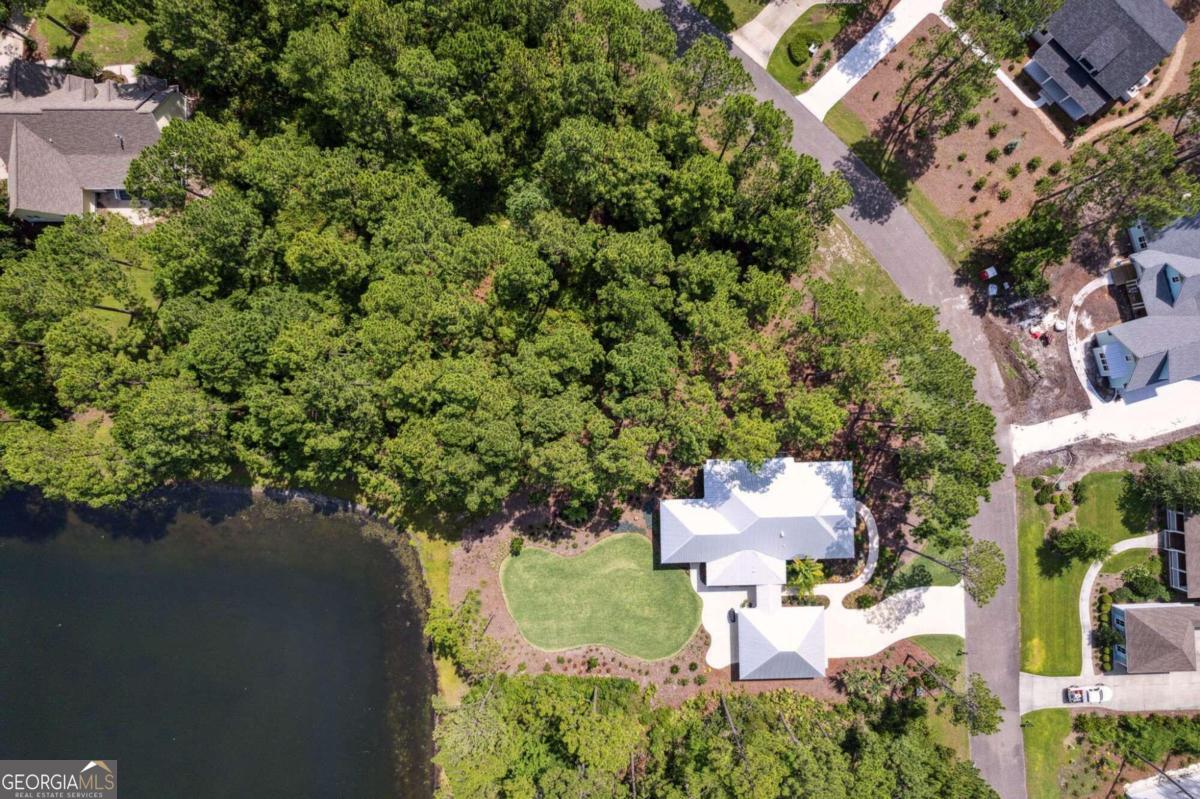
left=767, top=4, right=858, bottom=94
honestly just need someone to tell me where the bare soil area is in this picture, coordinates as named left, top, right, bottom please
left=841, top=15, right=1070, bottom=239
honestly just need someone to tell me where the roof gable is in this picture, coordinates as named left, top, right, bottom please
left=659, top=459, right=857, bottom=572
left=1122, top=604, right=1200, bottom=673
left=1046, top=0, right=1183, bottom=99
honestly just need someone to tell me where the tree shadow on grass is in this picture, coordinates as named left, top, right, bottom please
left=1036, top=536, right=1072, bottom=579
left=1117, top=475, right=1152, bottom=536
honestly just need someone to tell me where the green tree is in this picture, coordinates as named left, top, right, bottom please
left=1050, top=526, right=1111, bottom=563
left=674, top=34, right=752, bottom=117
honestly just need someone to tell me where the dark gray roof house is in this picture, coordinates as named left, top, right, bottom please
left=0, top=61, right=186, bottom=221
left=1023, top=0, right=1184, bottom=121
left=1112, top=604, right=1200, bottom=674
left=1093, top=215, right=1200, bottom=396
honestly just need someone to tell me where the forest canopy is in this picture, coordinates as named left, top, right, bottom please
left=0, top=0, right=1000, bottom=548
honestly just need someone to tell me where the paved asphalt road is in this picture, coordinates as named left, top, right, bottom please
left=637, top=1, right=1026, bottom=796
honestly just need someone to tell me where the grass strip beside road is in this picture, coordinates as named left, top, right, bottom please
left=823, top=101, right=972, bottom=265
left=911, top=634, right=969, bottom=758
left=1022, top=709, right=1072, bottom=799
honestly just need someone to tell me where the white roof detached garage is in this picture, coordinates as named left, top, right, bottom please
left=737, top=606, right=827, bottom=680
left=659, top=459, right=856, bottom=587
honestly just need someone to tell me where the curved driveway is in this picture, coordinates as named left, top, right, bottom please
left=638, top=1, right=1024, bottom=796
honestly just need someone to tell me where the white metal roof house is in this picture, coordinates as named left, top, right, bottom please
left=659, top=458, right=858, bottom=680
left=1094, top=214, right=1200, bottom=396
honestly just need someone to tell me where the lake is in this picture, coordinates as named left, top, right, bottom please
left=0, top=487, right=434, bottom=798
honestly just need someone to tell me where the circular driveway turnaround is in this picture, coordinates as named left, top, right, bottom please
left=500, top=534, right=701, bottom=661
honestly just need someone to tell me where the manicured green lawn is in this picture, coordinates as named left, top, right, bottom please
left=500, top=534, right=701, bottom=660
left=692, top=0, right=766, bottom=32
left=767, top=5, right=849, bottom=94
left=911, top=634, right=969, bottom=758
left=1022, top=709, right=1072, bottom=799
left=823, top=101, right=972, bottom=265
left=1074, top=471, right=1150, bottom=540
left=1019, top=472, right=1151, bottom=675
left=892, top=539, right=962, bottom=592
left=1018, top=478, right=1079, bottom=675
left=41, top=0, right=151, bottom=65
left=1101, top=548, right=1157, bottom=576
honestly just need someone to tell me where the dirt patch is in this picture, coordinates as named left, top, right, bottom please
left=983, top=303, right=1090, bottom=425
left=1015, top=423, right=1200, bottom=479
left=840, top=15, right=1072, bottom=239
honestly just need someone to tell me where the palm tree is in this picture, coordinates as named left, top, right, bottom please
left=787, top=557, right=825, bottom=595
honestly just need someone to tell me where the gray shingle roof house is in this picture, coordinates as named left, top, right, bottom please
left=659, top=458, right=858, bottom=680
left=1093, top=215, right=1200, bottom=396
left=0, top=61, right=186, bottom=222
left=1023, top=0, right=1184, bottom=121
left=1112, top=603, right=1200, bottom=673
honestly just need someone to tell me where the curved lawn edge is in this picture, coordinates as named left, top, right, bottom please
left=498, top=533, right=702, bottom=662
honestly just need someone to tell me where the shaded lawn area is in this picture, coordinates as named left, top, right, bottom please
left=891, top=539, right=961, bottom=594
left=500, top=534, right=701, bottom=660
left=1019, top=472, right=1151, bottom=675
left=911, top=634, right=968, bottom=758
left=692, top=0, right=766, bottom=32
left=40, top=0, right=151, bottom=65
left=1075, top=471, right=1150, bottom=541
left=766, top=5, right=851, bottom=94
left=1022, top=709, right=1072, bottom=799
left=824, top=100, right=973, bottom=265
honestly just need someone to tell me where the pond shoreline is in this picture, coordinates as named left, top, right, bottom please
left=0, top=483, right=437, bottom=798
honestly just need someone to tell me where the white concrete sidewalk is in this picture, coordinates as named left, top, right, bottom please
left=1066, top=274, right=1112, bottom=411
left=1021, top=669, right=1200, bottom=714
left=813, top=501, right=880, bottom=605
left=732, top=0, right=823, bottom=69
left=1011, top=379, right=1200, bottom=461
left=1077, top=534, right=1157, bottom=678
left=798, top=0, right=946, bottom=118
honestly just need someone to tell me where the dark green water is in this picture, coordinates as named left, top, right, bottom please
left=0, top=488, right=434, bottom=798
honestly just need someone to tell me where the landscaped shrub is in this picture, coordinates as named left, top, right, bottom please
left=1054, top=493, right=1073, bottom=517
left=586, top=656, right=599, bottom=671
left=987, top=122, right=1005, bottom=138
left=669, top=663, right=680, bottom=674
left=1026, top=156, right=1042, bottom=173
left=855, top=593, right=878, bottom=609
left=1132, top=436, right=1200, bottom=465
left=1111, top=586, right=1135, bottom=604
left=1048, top=160, right=1064, bottom=175
left=688, top=661, right=698, bottom=672
left=509, top=536, right=525, bottom=557
left=998, top=188, right=1012, bottom=202
left=1032, top=476, right=1046, bottom=490
left=1072, top=481, right=1088, bottom=505
left=64, top=5, right=91, bottom=34
left=1006, top=163, right=1021, bottom=178
left=1034, top=175, right=1055, bottom=194
left=986, top=148, right=1001, bottom=163
left=957, top=152, right=967, bottom=162
left=973, top=176, right=988, bottom=191
left=1035, top=484, right=1055, bottom=505
left=1003, top=139, right=1020, bottom=155
left=964, top=111, right=981, bottom=128
left=1123, top=558, right=1170, bottom=602
left=694, top=675, right=707, bottom=685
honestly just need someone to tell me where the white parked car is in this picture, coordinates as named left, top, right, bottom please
left=1064, top=685, right=1112, bottom=704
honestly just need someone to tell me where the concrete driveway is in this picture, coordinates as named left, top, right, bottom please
left=1021, top=670, right=1200, bottom=714
left=799, top=0, right=947, bottom=117
left=1012, top=379, right=1200, bottom=461
left=1077, top=534, right=1157, bottom=678
left=732, top=0, right=823, bottom=68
